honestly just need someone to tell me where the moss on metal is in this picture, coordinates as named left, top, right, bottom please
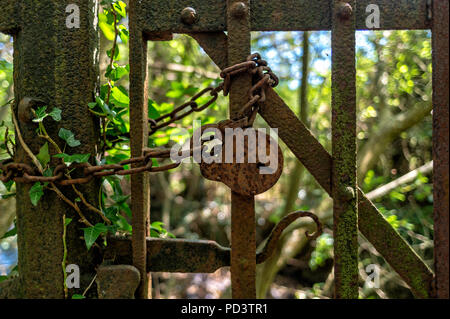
left=1, top=0, right=101, bottom=298
left=131, top=0, right=430, bottom=33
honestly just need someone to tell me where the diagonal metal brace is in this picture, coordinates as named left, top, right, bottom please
left=0, top=0, right=20, bottom=34
left=188, top=31, right=434, bottom=298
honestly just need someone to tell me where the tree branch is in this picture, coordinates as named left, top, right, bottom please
left=366, top=161, right=433, bottom=200
left=149, top=62, right=220, bottom=80
left=358, top=101, right=433, bottom=178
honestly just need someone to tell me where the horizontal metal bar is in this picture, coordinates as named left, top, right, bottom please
left=190, top=32, right=434, bottom=298
left=107, top=237, right=231, bottom=273
left=0, top=0, right=19, bottom=34
left=136, top=0, right=430, bottom=33
left=107, top=210, right=308, bottom=273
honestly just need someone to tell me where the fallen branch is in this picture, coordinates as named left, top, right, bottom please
left=366, top=161, right=433, bottom=200
left=149, top=62, right=220, bottom=80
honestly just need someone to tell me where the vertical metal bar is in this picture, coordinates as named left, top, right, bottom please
left=226, top=0, right=256, bottom=299
left=331, top=0, right=359, bottom=298
left=10, top=0, right=100, bottom=298
left=129, top=0, right=151, bottom=299
left=432, top=0, right=449, bottom=299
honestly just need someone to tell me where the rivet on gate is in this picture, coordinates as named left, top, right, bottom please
left=180, top=7, right=198, bottom=25
left=338, top=2, right=353, bottom=20
left=231, top=2, right=248, bottom=18
left=340, top=186, right=356, bottom=201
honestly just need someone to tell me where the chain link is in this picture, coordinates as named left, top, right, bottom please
left=1, top=53, right=278, bottom=185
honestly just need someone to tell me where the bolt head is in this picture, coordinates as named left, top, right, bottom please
left=338, top=2, right=353, bottom=19
left=340, top=186, right=356, bottom=201
left=181, top=7, right=198, bottom=25
left=231, top=2, right=248, bottom=18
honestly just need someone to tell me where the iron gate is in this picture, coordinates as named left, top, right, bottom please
left=0, top=0, right=448, bottom=299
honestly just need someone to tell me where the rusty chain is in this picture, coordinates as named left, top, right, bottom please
left=1, top=53, right=279, bottom=185
left=149, top=52, right=278, bottom=134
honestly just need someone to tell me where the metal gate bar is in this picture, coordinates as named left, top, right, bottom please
left=331, top=0, right=358, bottom=298
left=191, top=32, right=434, bottom=298
left=133, top=0, right=431, bottom=32
left=432, top=0, right=449, bottom=299
left=129, top=0, right=151, bottom=299
left=226, top=0, right=257, bottom=299
left=1, top=0, right=446, bottom=300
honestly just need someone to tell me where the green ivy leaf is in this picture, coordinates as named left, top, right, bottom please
left=29, top=182, right=44, bottom=207
left=148, top=100, right=161, bottom=119
left=71, top=294, right=86, bottom=299
left=118, top=26, right=129, bottom=44
left=33, top=106, right=48, bottom=123
left=106, top=45, right=120, bottom=60
left=1, top=222, right=17, bottom=239
left=99, top=11, right=115, bottom=40
left=111, top=86, right=129, bottom=107
left=83, top=223, right=108, bottom=250
left=37, top=142, right=50, bottom=168
left=53, top=153, right=90, bottom=165
left=48, top=108, right=62, bottom=121
left=113, top=1, right=127, bottom=18
left=4, top=180, right=14, bottom=192
left=106, top=64, right=129, bottom=82
left=64, top=218, right=73, bottom=227
left=58, top=128, right=81, bottom=148
left=96, top=96, right=116, bottom=119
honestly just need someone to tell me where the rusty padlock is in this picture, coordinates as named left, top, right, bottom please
left=197, top=122, right=283, bottom=196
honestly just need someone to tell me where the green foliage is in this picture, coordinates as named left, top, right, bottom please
left=58, top=128, right=81, bottom=148
left=37, top=142, right=50, bottom=168
left=151, top=221, right=175, bottom=238
left=32, top=106, right=62, bottom=123
left=53, top=153, right=90, bottom=165
left=309, top=233, right=333, bottom=271
left=29, top=182, right=44, bottom=207
left=1, top=220, right=16, bottom=239
left=83, top=223, right=108, bottom=250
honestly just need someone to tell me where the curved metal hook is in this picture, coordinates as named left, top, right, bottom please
left=256, top=211, right=323, bottom=264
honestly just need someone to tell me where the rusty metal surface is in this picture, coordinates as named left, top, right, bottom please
left=133, top=0, right=431, bottom=33
left=107, top=237, right=231, bottom=273
left=200, top=129, right=283, bottom=196
left=97, top=265, right=141, bottom=299
left=107, top=209, right=316, bottom=272
left=331, top=0, right=359, bottom=299
left=0, top=0, right=19, bottom=34
left=432, top=0, right=449, bottom=299
left=129, top=0, right=151, bottom=299
left=226, top=0, right=256, bottom=299
left=257, top=212, right=322, bottom=264
left=4, top=0, right=102, bottom=299
left=191, top=32, right=434, bottom=298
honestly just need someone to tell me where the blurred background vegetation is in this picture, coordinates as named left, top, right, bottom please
left=0, top=4, right=433, bottom=299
